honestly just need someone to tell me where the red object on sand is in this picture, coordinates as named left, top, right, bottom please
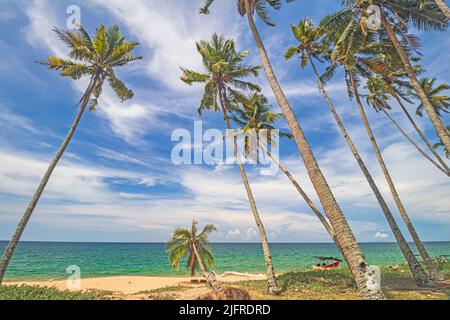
left=324, top=261, right=341, bottom=269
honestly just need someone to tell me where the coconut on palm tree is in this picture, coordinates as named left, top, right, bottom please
left=286, top=18, right=433, bottom=287
left=200, top=0, right=385, bottom=300
left=0, top=25, right=141, bottom=285
left=166, top=220, right=221, bottom=292
left=180, top=34, right=279, bottom=295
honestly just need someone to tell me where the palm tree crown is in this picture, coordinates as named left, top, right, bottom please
left=230, top=93, right=292, bottom=160
left=41, top=25, right=141, bottom=110
left=180, top=33, right=261, bottom=115
left=166, top=220, right=216, bottom=276
left=415, top=77, right=450, bottom=116
left=200, top=0, right=296, bottom=26
left=285, top=18, right=326, bottom=68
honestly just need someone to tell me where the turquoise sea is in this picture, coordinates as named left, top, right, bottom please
left=1, top=241, right=449, bottom=280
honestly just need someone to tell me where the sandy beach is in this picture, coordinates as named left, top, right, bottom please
left=5, top=273, right=267, bottom=299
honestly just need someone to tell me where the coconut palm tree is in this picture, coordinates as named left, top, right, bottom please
left=434, top=126, right=450, bottom=158
left=415, top=77, right=450, bottom=117
left=435, top=0, right=450, bottom=18
left=322, top=19, right=443, bottom=281
left=200, top=1, right=385, bottom=299
left=353, top=47, right=450, bottom=174
left=321, top=0, right=450, bottom=156
left=365, top=76, right=449, bottom=176
left=420, top=0, right=450, bottom=18
left=0, top=25, right=141, bottom=285
left=229, top=93, right=336, bottom=242
left=285, top=18, right=432, bottom=287
left=166, top=220, right=221, bottom=292
left=180, top=34, right=279, bottom=295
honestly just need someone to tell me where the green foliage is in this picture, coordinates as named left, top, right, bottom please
left=0, top=285, right=112, bottom=300
left=165, top=220, right=217, bottom=276
left=415, top=77, right=450, bottom=116
left=230, top=92, right=291, bottom=158
left=180, top=33, right=261, bottom=115
left=39, top=25, right=141, bottom=111
left=200, top=0, right=296, bottom=27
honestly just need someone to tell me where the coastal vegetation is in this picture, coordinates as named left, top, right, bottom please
left=0, top=0, right=449, bottom=301
left=0, top=25, right=141, bottom=285
left=2, top=260, right=449, bottom=300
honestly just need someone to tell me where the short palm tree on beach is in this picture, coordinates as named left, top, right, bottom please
left=166, top=220, right=221, bottom=292
left=180, top=34, right=279, bottom=295
left=0, top=25, right=141, bottom=284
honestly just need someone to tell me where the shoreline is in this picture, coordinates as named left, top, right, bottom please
left=4, top=273, right=268, bottom=295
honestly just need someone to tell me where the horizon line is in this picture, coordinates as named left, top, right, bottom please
left=1, top=240, right=449, bottom=244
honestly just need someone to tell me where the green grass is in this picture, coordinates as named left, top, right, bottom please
left=0, top=285, right=113, bottom=300
left=2, top=260, right=449, bottom=300
left=237, top=260, right=450, bottom=300
left=137, top=285, right=190, bottom=295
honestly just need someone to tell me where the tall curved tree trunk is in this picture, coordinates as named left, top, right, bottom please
left=192, top=243, right=222, bottom=293
left=391, top=92, right=450, bottom=175
left=218, top=91, right=279, bottom=295
left=435, top=0, right=450, bottom=19
left=381, top=108, right=449, bottom=176
left=0, top=76, right=98, bottom=285
left=348, top=69, right=443, bottom=282
left=244, top=0, right=385, bottom=300
left=381, top=14, right=450, bottom=151
left=310, top=57, right=431, bottom=287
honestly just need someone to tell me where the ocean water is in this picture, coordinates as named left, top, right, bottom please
left=1, top=241, right=449, bottom=280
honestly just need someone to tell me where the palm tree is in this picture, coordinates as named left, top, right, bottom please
left=166, top=220, right=221, bottom=292
left=435, top=0, right=450, bottom=18
left=180, top=34, right=279, bottom=295
left=200, top=1, right=386, bottom=300
left=415, top=77, right=450, bottom=118
left=434, top=126, right=450, bottom=158
left=354, top=49, right=450, bottom=174
left=229, top=93, right=336, bottom=242
left=365, top=77, right=449, bottom=176
left=420, top=0, right=450, bottom=18
left=0, top=25, right=141, bottom=285
left=322, top=0, right=450, bottom=156
left=322, top=17, right=443, bottom=281
left=286, top=18, right=432, bottom=287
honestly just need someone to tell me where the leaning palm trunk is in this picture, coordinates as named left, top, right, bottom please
left=390, top=92, right=450, bottom=175
left=0, top=75, right=98, bottom=285
left=381, top=108, right=449, bottom=176
left=381, top=14, right=450, bottom=151
left=310, top=57, right=431, bottom=286
left=348, top=69, right=443, bottom=282
left=435, top=0, right=450, bottom=19
left=192, top=243, right=222, bottom=293
left=218, top=92, right=278, bottom=295
left=244, top=0, right=384, bottom=300
left=258, top=143, right=336, bottom=241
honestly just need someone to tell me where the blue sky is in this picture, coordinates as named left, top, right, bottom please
left=0, top=0, right=449, bottom=243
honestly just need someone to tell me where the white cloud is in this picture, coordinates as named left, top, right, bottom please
left=375, top=232, right=389, bottom=240
left=0, top=104, right=39, bottom=134
left=226, top=229, right=241, bottom=239
left=90, top=0, right=242, bottom=91
left=244, top=227, right=258, bottom=240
